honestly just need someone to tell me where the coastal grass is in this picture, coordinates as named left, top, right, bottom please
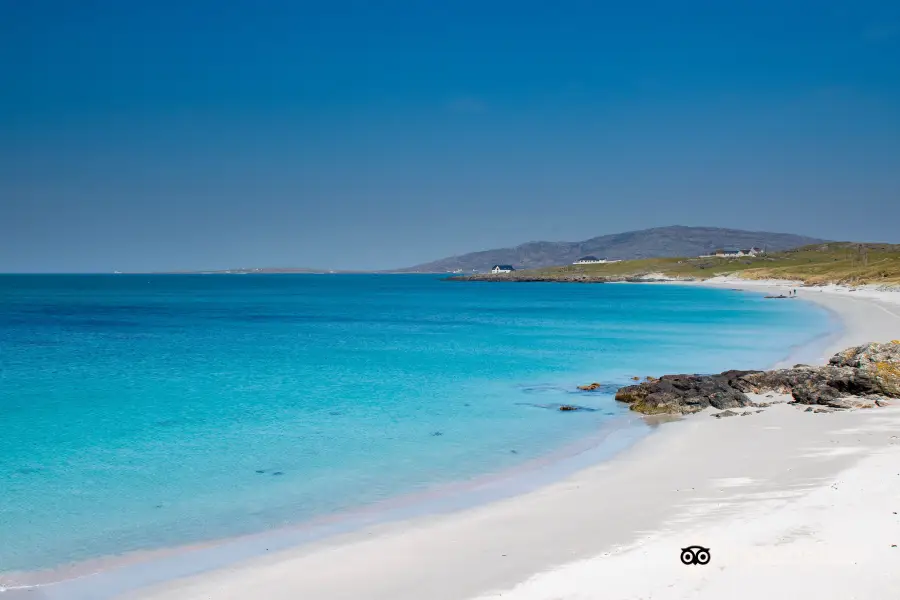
left=521, top=243, right=900, bottom=286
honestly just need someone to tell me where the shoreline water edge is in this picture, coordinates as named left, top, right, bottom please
left=5, top=280, right=900, bottom=600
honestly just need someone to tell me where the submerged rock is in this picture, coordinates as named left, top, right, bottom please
left=615, top=342, right=900, bottom=415
left=577, top=382, right=603, bottom=391
left=517, top=402, right=597, bottom=412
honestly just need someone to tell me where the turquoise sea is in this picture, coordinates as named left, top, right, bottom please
left=0, top=275, right=833, bottom=578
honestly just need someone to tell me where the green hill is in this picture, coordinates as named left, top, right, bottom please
left=460, top=243, right=900, bottom=286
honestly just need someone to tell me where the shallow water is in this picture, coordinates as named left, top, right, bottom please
left=0, top=275, right=833, bottom=574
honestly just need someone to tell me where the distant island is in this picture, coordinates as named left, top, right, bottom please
left=151, top=267, right=369, bottom=275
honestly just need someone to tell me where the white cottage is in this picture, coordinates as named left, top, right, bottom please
left=491, top=265, right=515, bottom=274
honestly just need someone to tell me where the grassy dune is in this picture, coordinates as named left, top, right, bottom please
left=515, top=243, right=900, bottom=286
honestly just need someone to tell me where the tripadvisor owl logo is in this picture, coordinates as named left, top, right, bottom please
left=680, top=546, right=710, bottom=565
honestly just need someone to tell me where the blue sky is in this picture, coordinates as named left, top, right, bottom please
left=3, top=0, right=899, bottom=272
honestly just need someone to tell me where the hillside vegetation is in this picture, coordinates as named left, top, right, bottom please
left=489, top=243, right=900, bottom=286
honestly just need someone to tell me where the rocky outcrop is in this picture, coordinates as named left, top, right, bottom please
left=736, top=365, right=885, bottom=400
left=828, top=341, right=900, bottom=396
left=615, top=342, right=899, bottom=415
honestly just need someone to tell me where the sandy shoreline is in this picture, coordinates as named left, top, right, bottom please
left=10, top=282, right=900, bottom=600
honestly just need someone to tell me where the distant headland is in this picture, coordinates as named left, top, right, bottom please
left=447, top=242, right=900, bottom=287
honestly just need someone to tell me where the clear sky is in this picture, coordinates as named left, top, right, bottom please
left=3, top=0, right=899, bottom=272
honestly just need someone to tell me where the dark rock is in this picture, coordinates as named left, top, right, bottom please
left=431, top=431, right=444, bottom=436
left=789, top=367, right=885, bottom=405
left=615, top=371, right=757, bottom=415
left=577, top=382, right=602, bottom=391
left=712, top=410, right=739, bottom=418
left=272, top=471, right=284, bottom=476
left=732, top=368, right=815, bottom=395
left=559, top=405, right=579, bottom=411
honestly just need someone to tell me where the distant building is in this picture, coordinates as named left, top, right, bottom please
left=715, top=248, right=742, bottom=257
left=491, top=265, right=515, bottom=274
left=713, top=247, right=764, bottom=258
left=573, top=256, right=606, bottom=265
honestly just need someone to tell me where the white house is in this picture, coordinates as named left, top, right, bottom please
left=491, top=265, right=515, bottom=274
left=573, top=255, right=606, bottom=265
left=714, top=247, right=764, bottom=258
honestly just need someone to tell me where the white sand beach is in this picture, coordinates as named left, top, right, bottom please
left=114, top=285, right=900, bottom=600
